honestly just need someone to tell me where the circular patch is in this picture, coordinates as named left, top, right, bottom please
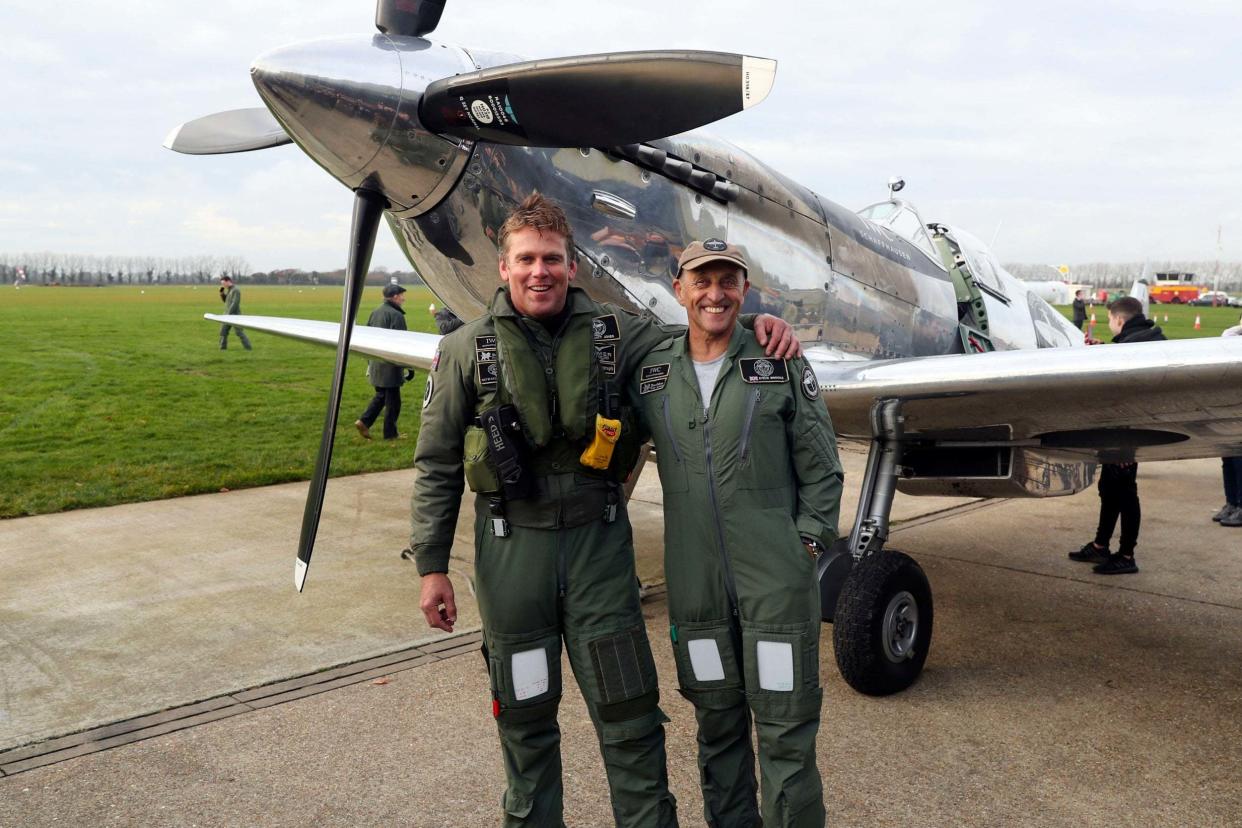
left=470, top=100, right=494, bottom=125
left=754, top=358, right=774, bottom=378
left=703, top=238, right=728, bottom=252
left=801, top=365, right=820, bottom=400
left=422, top=375, right=434, bottom=409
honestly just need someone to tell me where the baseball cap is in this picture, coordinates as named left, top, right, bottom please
left=676, top=238, right=748, bottom=277
left=382, top=284, right=407, bottom=298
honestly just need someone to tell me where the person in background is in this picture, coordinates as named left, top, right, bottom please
left=1069, top=297, right=1165, bottom=574
left=217, top=275, right=252, bottom=351
left=1214, top=315, right=1242, bottom=527
left=434, top=306, right=464, bottom=335
left=354, top=284, right=411, bottom=441
left=1071, top=289, right=1088, bottom=331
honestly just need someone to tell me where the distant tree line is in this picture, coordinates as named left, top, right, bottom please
left=0, top=252, right=422, bottom=287
left=1006, top=261, right=1242, bottom=291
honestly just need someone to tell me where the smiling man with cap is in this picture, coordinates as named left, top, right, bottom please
left=630, top=238, right=843, bottom=827
left=355, top=282, right=411, bottom=440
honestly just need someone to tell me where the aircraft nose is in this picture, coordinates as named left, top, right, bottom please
left=250, top=34, right=474, bottom=214
left=251, top=35, right=403, bottom=187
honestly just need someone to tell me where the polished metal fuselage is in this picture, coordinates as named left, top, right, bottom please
left=251, top=32, right=1098, bottom=498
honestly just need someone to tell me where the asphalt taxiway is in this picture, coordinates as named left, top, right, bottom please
left=1, top=452, right=1239, bottom=826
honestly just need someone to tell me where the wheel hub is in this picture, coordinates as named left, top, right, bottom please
left=882, top=590, right=918, bottom=661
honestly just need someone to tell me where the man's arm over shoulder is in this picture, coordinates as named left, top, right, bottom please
left=409, top=329, right=474, bottom=575
left=785, top=357, right=844, bottom=550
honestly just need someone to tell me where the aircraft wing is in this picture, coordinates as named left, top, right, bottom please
left=205, top=314, right=441, bottom=371
left=809, top=337, right=1242, bottom=462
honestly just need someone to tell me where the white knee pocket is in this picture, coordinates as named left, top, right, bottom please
left=756, top=640, right=795, bottom=691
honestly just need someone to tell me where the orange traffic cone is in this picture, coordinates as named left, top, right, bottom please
left=1194, top=315, right=1202, bottom=330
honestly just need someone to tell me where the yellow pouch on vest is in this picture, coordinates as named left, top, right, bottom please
left=579, top=415, right=622, bottom=471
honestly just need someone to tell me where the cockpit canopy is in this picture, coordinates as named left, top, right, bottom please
left=857, top=199, right=942, bottom=269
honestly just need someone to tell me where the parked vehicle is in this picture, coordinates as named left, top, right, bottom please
left=1189, top=291, right=1233, bottom=306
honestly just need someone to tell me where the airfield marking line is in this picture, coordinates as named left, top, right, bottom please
left=0, top=628, right=485, bottom=777
left=888, top=498, right=1002, bottom=532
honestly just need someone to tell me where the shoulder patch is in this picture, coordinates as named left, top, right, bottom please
left=800, top=364, right=820, bottom=399
left=638, top=362, right=671, bottom=395
left=592, top=314, right=620, bottom=342
left=476, top=361, right=499, bottom=387
left=422, top=375, right=434, bottom=409
left=431, top=348, right=441, bottom=372
left=474, top=334, right=497, bottom=364
left=738, top=358, right=789, bottom=384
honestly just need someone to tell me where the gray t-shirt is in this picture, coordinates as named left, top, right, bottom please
left=693, top=353, right=726, bottom=413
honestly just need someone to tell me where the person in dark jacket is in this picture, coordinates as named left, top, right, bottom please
left=355, top=284, right=410, bottom=440
left=217, top=275, right=252, bottom=350
left=1071, top=289, right=1088, bottom=330
left=434, top=306, right=464, bottom=335
left=1069, top=297, right=1165, bottom=574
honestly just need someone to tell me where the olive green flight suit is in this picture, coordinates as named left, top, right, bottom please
left=630, top=323, right=843, bottom=828
left=218, top=284, right=252, bottom=350
left=410, top=286, right=679, bottom=827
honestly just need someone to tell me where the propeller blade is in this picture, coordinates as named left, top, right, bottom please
left=163, top=107, right=292, bottom=155
left=419, top=51, right=776, bottom=148
left=295, top=188, right=387, bottom=592
left=375, top=0, right=445, bottom=37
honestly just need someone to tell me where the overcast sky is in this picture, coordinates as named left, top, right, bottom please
left=2, top=0, right=1239, bottom=271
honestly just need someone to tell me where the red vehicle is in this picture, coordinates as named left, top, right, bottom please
left=1149, top=271, right=1204, bottom=304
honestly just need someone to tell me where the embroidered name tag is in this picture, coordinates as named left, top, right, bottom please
left=595, top=343, right=617, bottom=376
left=638, top=362, right=671, bottom=395
left=474, top=335, right=497, bottom=364
left=592, top=314, right=620, bottom=342
left=739, top=358, right=788, bottom=384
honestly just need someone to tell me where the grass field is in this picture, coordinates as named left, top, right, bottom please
left=1, top=288, right=1238, bottom=519
left=0, top=285, right=438, bottom=518
left=1053, top=301, right=1242, bottom=339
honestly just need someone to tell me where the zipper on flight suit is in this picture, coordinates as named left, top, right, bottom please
left=702, top=412, right=741, bottom=618
left=737, top=388, right=762, bottom=464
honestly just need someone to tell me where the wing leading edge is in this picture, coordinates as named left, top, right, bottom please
left=809, top=337, right=1242, bottom=463
left=204, top=314, right=442, bottom=371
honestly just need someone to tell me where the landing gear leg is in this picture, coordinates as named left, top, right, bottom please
left=818, top=398, right=934, bottom=696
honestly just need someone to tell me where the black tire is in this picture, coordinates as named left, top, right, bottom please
left=832, top=551, right=933, bottom=696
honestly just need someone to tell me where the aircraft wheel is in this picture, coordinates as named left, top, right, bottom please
left=832, top=550, right=932, bottom=696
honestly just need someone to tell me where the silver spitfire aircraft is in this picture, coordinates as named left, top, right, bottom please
left=169, top=0, right=1242, bottom=696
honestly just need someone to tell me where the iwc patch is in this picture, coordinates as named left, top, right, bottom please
left=638, top=363, right=671, bottom=395
left=739, top=358, right=788, bottom=383
left=474, top=335, right=497, bottom=364
left=801, top=365, right=820, bottom=399
left=591, top=314, right=620, bottom=342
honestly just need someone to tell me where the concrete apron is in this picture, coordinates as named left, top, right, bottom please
left=0, top=456, right=1239, bottom=824
left=0, top=443, right=966, bottom=752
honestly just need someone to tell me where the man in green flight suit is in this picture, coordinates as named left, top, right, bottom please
left=354, top=283, right=411, bottom=440
left=217, top=275, right=252, bottom=350
left=409, top=193, right=801, bottom=827
left=630, top=239, right=843, bottom=827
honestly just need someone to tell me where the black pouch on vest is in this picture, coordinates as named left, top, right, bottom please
left=480, top=404, right=537, bottom=501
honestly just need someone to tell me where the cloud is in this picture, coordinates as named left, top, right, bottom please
left=3, top=0, right=1241, bottom=267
